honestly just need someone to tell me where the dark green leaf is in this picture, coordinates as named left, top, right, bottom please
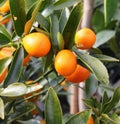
left=0, top=83, right=27, bottom=97
left=54, top=0, right=81, bottom=10
left=65, top=110, right=92, bottom=124
left=50, top=14, right=59, bottom=52
left=42, top=49, right=54, bottom=73
left=45, top=87, right=62, bottom=124
left=62, top=2, right=83, bottom=49
left=93, top=30, right=116, bottom=48
left=36, top=12, right=50, bottom=32
left=0, top=57, right=12, bottom=75
left=0, top=24, right=11, bottom=44
left=93, top=54, right=119, bottom=62
left=10, top=0, right=26, bottom=36
left=85, top=74, right=98, bottom=98
left=104, top=0, right=118, bottom=25
left=24, top=0, right=43, bottom=35
left=59, top=8, right=70, bottom=33
left=0, top=97, right=4, bottom=120
left=3, top=47, right=24, bottom=88
left=73, top=47, right=109, bottom=84
left=102, top=86, right=120, bottom=113
left=8, top=102, right=35, bottom=123
left=92, top=9, right=104, bottom=32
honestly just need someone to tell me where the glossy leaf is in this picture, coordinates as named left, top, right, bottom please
left=50, top=14, right=59, bottom=51
left=10, top=0, right=26, bottom=36
left=93, top=30, right=116, bottom=48
left=102, top=113, right=120, bottom=124
left=65, top=110, right=92, bottom=124
left=0, top=98, right=4, bottom=120
left=85, top=74, right=98, bottom=98
left=36, top=12, right=50, bottom=32
left=8, top=102, right=35, bottom=123
left=73, top=47, right=109, bottom=84
left=92, top=9, right=104, bottom=32
left=104, top=0, right=118, bottom=25
left=3, top=47, right=24, bottom=88
left=54, top=0, right=81, bottom=10
left=62, top=2, right=83, bottom=49
left=42, top=0, right=80, bottom=17
left=42, top=49, right=54, bottom=73
left=17, top=119, right=41, bottom=124
left=59, top=8, right=70, bottom=32
left=93, top=54, right=119, bottom=62
left=45, top=87, right=62, bottom=124
left=0, top=83, right=27, bottom=97
left=0, top=24, right=11, bottom=45
left=0, top=57, right=12, bottom=75
left=24, top=0, right=43, bottom=35
left=102, top=86, right=120, bottom=113
left=57, top=32, right=65, bottom=50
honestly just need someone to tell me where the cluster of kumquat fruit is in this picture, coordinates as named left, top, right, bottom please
left=21, top=28, right=96, bottom=85
left=0, top=0, right=10, bottom=24
left=54, top=28, right=96, bottom=84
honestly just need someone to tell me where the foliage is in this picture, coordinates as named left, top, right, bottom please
left=0, top=0, right=119, bottom=124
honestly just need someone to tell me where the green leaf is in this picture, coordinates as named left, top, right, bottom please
left=65, top=110, right=92, bottom=124
left=50, top=14, right=59, bottom=51
left=93, top=54, right=119, bottom=62
left=57, top=32, right=65, bottom=50
left=36, top=12, right=50, bottom=32
left=0, top=57, right=12, bottom=75
left=41, top=0, right=80, bottom=17
left=0, top=83, right=27, bottom=97
left=24, top=0, right=43, bottom=35
left=85, top=74, right=98, bottom=98
left=62, top=2, right=83, bottom=49
left=59, top=8, right=70, bottom=33
left=102, top=113, right=120, bottom=124
left=73, top=47, right=109, bottom=84
left=82, top=98, right=101, bottom=115
left=92, top=9, right=104, bottom=32
left=93, top=30, right=116, bottom=48
left=54, top=0, right=81, bottom=10
left=42, top=49, right=54, bottom=73
left=0, top=24, right=11, bottom=45
left=3, top=47, right=24, bottom=88
left=104, top=0, right=118, bottom=25
left=8, top=102, right=35, bottom=123
left=17, top=119, right=41, bottom=124
left=0, top=97, right=4, bottom=120
left=10, top=0, right=26, bottom=36
left=45, top=87, right=62, bottom=124
left=102, top=86, right=120, bottom=113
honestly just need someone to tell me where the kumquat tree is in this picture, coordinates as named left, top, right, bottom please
left=0, top=0, right=120, bottom=124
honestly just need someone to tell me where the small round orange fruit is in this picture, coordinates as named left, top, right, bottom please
left=75, top=28, right=96, bottom=49
left=65, top=64, right=90, bottom=83
left=54, top=50, right=77, bottom=76
left=22, top=32, right=51, bottom=57
left=0, top=0, right=10, bottom=14
left=87, top=116, right=94, bottom=124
